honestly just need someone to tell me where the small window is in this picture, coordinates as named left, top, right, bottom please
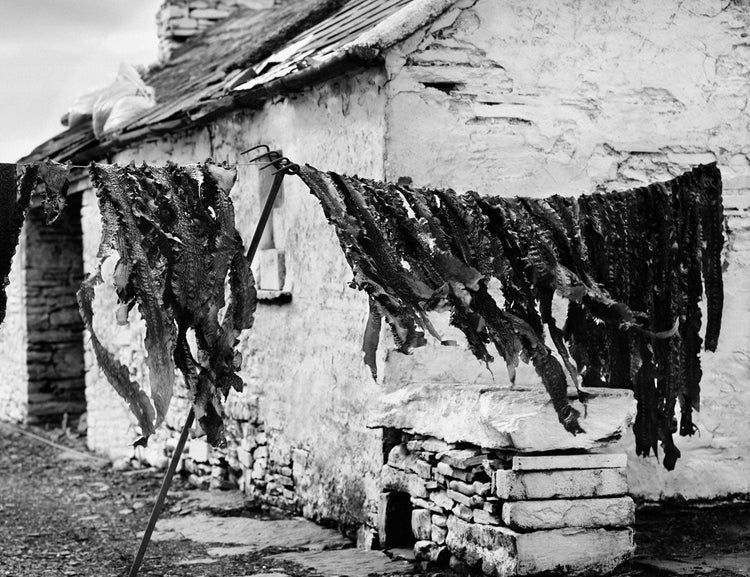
left=255, top=149, right=290, bottom=302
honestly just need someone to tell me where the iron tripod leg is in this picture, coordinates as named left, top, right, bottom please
left=126, top=153, right=298, bottom=576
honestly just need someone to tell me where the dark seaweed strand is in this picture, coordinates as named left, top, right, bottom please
left=0, top=164, right=39, bottom=324
left=328, top=174, right=422, bottom=348
left=478, top=198, right=544, bottom=335
left=675, top=170, right=704, bottom=435
left=698, top=163, right=724, bottom=351
left=648, top=182, right=679, bottom=462
left=0, top=164, right=19, bottom=325
left=606, top=192, right=632, bottom=390
left=575, top=194, right=614, bottom=384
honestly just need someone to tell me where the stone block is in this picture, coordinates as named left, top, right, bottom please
left=373, top=384, right=635, bottom=452
left=447, top=488, right=473, bottom=507
left=410, top=459, right=433, bottom=479
left=236, top=448, right=253, bottom=469
left=411, top=497, right=444, bottom=514
left=446, top=516, right=517, bottom=574
left=453, top=503, right=474, bottom=522
left=432, top=514, right=448, bottom=528
left=411, top=508, right=432, bottom=540
left=449, top=479, right=476, bottom=496
left=436, top=461, right=474, bottom=482
left=502, top=497, right=635, bottom=530
left=494, top=468, right=627, bottom=500
left=432, top=524, right=448, bottom=544
left=515, top=527, right=634, bottom=575
left=440, top=448, right=485, bottom=469
left=381, top=465, right=428, bottom=498
left=251, top=458, right=267, bottom=479
left=446, top=516, right=634, bottom=576
left=169, top=17, right=199, bottom=29
left=190, top=8, right=231, bottom=18
left=387, top=444, right=411, bottom=470
left=158, top=5, right=188, bottom=20
left=511, top=453, right=628, bottom=471
left=422, top=438, right=452, bottom=452
left=429, top=490, right=454, bottom=510
left=414, top=540, right=450, bottom=565
left=189, top=438, right=211, bottom=463
left=473, top=508, right=501, bottom=525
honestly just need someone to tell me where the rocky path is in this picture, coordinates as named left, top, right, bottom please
left=0, top=422, right=413, bottom=577
left=1, top=421, right=748, bottom=577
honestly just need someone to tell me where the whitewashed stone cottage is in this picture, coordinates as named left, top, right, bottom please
left=4, top=0, right=750, bottom=573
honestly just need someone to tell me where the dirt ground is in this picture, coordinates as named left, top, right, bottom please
left=1, top=421, right=748, bottom=577
left=0, top=422, right=318, bottom=577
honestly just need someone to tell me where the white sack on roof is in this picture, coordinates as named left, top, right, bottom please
left=64, top=63, right=155, bottom=138
left=93, top=64, right=155, bottom=138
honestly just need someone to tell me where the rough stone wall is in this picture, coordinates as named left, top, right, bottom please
left=383, top=0, right=750, bottom=500
left=24, top=198, right=86, bottom=423
left=380, top=432, right=634, bottom=575
left=83, top=71, right=387, bottom=529
left=0, top=244, right=28, bottom=423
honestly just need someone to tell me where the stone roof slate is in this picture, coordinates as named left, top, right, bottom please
left=22, top=0, right=452, bottom=164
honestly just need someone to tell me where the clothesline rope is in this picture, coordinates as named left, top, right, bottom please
left=14, top=161, right=282, bottom=170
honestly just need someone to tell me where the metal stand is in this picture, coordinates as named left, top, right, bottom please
left=127, top=149, right=299, bottom=577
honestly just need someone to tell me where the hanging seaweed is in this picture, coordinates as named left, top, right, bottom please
left=80, top=162, right=256, bottom=447
left=0, top=160, right=71, bottom=326
left=299, top=163, right=724, bottom=470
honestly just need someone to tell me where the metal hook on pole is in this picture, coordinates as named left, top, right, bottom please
left=239, top=143, right=271, bottom=156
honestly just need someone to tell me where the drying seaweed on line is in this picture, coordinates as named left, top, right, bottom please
left=0, top=160, right=71, bottom=325
left=299, top=163, right=724, bottom=470
left=80, top=162, right=256, bottom=447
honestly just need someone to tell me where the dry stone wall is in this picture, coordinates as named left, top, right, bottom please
left=379, top=432, right=634, bottom=576
left=24, top=198, right=85, bottom=423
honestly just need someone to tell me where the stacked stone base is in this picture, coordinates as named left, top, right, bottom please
left=380, top=433, right=634, bottom=576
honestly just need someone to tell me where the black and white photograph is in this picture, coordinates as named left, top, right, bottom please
left=0, top=1, right=748, bottom=576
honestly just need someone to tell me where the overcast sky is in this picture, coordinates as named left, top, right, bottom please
left=0, top=1, right=162, bottom=161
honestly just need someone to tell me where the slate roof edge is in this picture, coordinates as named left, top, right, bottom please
left=20, top=0, right=457, bottom=164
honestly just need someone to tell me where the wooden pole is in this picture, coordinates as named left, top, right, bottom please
left=127, top=162, right=291, bottom=576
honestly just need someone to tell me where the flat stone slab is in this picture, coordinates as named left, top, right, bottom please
left=373, top=383, right=635, bottom=451
left=516, top=527, right=634, bottom=575
left=152, top=514, right=350, bottom=550
left=170, top=489, right=249, bottom=515
left=446, top=516, right=633, bottom=576
left=271, top=549, right=414, bottom=576
left=511, top=453, right=627, bottom=471
left=502, top=497, right=635, bottom=530
left=494, top=468, right=627, bottom=500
